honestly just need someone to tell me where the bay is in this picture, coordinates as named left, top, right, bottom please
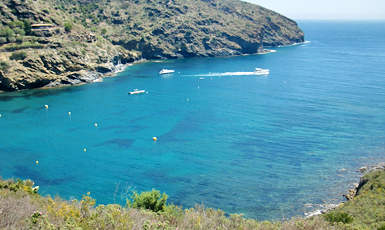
left=1, top=20, right=385, bottom=220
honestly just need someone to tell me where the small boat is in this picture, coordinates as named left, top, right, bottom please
left=254, top=68, right=269, bottom=75
left=128, top=89, right=146, bottom=95
left=159, top=69, right=175, bottom=74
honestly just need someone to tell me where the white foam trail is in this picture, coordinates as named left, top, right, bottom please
left=195, top=72, right=256, bottom=77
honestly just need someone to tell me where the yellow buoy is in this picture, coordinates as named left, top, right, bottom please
left=68, top=112, right=71, bottom=115
left=95, top=123, right=97, bottom=127
left=36, top=161, right=38, bottom=164
left=45, top=105, right=48, bottom=108
left=153, top=137, right=157, bottom=141
left=0, top=114, right=2, bottom=117
left=84, top=149, right=87, bottom=152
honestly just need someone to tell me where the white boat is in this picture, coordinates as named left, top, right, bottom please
left=159, top=69, right=175, bottom=74
left=128, top=89, right=146, bottom=95
left=254, top=68, right=269, bottom=75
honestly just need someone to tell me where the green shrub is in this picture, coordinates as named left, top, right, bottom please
left=101, top=28, right=107, bottom=35
left=0, top=61, right=10, bottom=72
left=0, top=37, right=7, bottom=44
left=8, top=36, right=16, bottom=43
left=126, top=189, right=168, bottom=212
left=23, top=19, right=32, bottom=35
left=0, top=28, right=15, bottom=38
left=16, top=36, right=24, bottom=43
left=43, top=9, right=50, bottom=14
left=324, top=211, right=354, bottom=224
left=13, top=27, right=25, bottom=36
left=379, top=224, right=385, bottom=230
left=203, top=35, right=210, bottom=41
left=10, top=51, right=27, bottom=61
left=64, top=22, right=73, bottom=32
left=8, top=21, right=17, bottom=29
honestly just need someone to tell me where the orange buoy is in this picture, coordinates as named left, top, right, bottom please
left=153, top=137, right=157, bottom=141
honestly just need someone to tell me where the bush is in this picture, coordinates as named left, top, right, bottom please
left=0, top=61, right=10, bottom=72
left=0, top=37, right=7, bottom=44
left=324, top=211, right=354, bottom=224
left=23, top=19, right=32, bottom=35
left=7, top=36, right=16, bottom=43
left=126, top=189, right=168, bottom=212
left=10, top=51, right=27, bottom=61
left=64, top=22, right=73, bottom=32
left=101, top=28, right=107, bottom=35
left=13, top=27, right=25, bottom=36
left=203, top=35, right=210, bottom=41
left=16, top=36, right=24, bottom=43
left=0, top=28, right=15, bottom=38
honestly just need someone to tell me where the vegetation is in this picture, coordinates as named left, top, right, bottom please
left=127, top=189, right=168, bottom=212
left=0, top=61, right=10, bottom=72
left=0, top=0, right=304, bottom=91
left=9, top=51, right=27, bottom=60
left=324, top=170, right=385, bottom=229
left=63, top=22, right=73, bottom=32
left=1, top=169, right=385, bottom=229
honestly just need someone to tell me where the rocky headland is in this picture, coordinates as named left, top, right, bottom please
left=0, top=0, right=304, bottom=91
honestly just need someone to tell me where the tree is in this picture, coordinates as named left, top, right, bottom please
left=23, top=19, right=32, bottom=35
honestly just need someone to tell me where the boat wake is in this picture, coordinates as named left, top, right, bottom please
left=195, top=72, right=256, bottom=77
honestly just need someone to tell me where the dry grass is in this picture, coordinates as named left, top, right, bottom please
left=0, top=177, right=371, bottom=230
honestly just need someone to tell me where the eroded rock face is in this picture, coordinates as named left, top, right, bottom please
left=0, top=0, right=304, bottom=91
left=0, top=41, right=139, bottom=91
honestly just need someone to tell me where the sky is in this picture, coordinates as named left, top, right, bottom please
left=243, top=0, right=385, bottom=20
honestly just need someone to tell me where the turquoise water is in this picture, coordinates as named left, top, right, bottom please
left=1, top=21, right=385, bottom=220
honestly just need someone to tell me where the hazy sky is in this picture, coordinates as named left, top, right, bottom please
left=243, top=0, right=385, bottom=20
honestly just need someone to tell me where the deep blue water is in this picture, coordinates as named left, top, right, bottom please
left=1, top=21, right=385, bottom=220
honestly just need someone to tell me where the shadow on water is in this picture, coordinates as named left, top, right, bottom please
left=11, top=106, right=30, bottom=113
left=93, top=138, right=135, bottom=148
left=14, top=165, right=75, bottom=187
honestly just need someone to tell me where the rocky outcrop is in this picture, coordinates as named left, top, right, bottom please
left=0, top=0, right=304, bottom=91
left=0, top=37, right=139, bottom=91
left=343, top=162, right=385, bottom=201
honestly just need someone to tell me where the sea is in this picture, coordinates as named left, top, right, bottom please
left=1, top=21, right=385, bottom=220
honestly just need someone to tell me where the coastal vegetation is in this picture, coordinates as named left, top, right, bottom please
left=0, top=0, right=304, bottom=91
left=1, top=168, right=385, bottom=229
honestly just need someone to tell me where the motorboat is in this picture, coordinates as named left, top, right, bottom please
left=254, top=68, right=269, bottom=75
left=159, top=69, right=175, bottom=74
left=128, top=89, right=146, bottom=95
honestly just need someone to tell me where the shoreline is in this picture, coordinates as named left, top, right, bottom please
left=304, top=162, right=385, bottom=218
left=0, top=43, right=298, bottom=93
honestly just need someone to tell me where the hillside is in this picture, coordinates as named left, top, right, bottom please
left=2, top=166, right=385, bottom=229
left=0, top=0, right=304, bottom=91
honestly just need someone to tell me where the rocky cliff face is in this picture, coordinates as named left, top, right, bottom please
left=0, top=0, right=304, bottom=91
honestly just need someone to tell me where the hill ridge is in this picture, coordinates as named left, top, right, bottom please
left=0, top=0, right=304, bottom=91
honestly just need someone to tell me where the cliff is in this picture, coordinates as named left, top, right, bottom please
left=0, top=0, right=304, bottom=91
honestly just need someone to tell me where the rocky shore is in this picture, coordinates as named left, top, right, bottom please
left=304, top=162, right=385, bottom=218
left=0, top=0, right=304, bottom=92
